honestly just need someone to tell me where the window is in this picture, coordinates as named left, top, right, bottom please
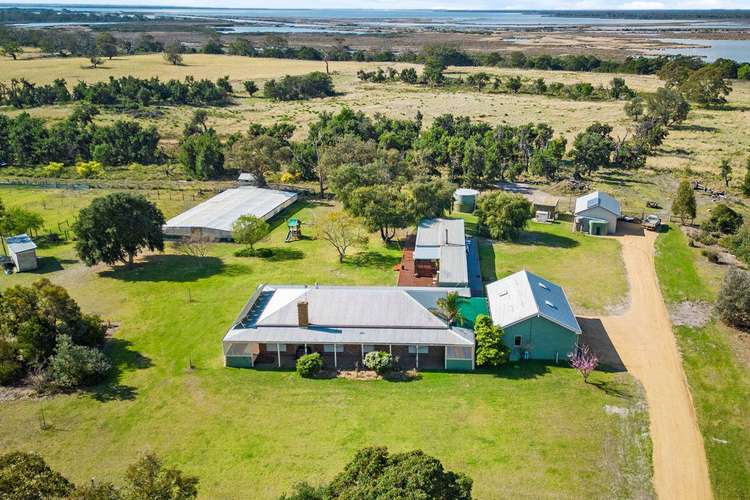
left=362, top=345, right=376, bottom=353
left=514, top=336, right=522, bottom=347
left=408, top=345, right=429, bottom=354
left=324, top=344, right=344, bottom=353
left=265, top=344, right=287, bottom=352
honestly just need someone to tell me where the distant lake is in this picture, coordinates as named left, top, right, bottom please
left=657, top=38, right=750, bottom=62
left=5, top=6, right=750, bottom=30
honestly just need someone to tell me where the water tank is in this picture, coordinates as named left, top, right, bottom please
left=453, top=188, right=479, bottom=213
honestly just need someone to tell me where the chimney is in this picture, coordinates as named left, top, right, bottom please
left=297, top=301, right=309, bottom=328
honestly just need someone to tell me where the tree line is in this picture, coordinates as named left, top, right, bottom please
left=0, top=75, right=232, bottom=109
left=358, top=65, right=637, bottom=102
left=0, top=107, right=161, bottom=167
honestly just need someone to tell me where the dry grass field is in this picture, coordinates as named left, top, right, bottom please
left=2, top=53, right=748, bottom=183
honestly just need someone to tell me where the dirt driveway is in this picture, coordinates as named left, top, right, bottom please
left=590, top=225, right=712, bottom=499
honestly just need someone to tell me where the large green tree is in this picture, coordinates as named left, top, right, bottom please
left=227, top=134, right=292, bottom=187
left=679, top=65, right=732, bottom=107
left=179, top=130, right=224, bottom=180
left=125, top=453, right=199, bottom=500
left=672, top=179, right=697, bottom=225
left=476, top=192, right=532, bottom=241
left=0, top=452, right=74, bottom=499
left=646, top=87, right=690, bottom=127
left=282, top=447, right=472, bottom=500
left=73, top=193, right=165, bottom=267
left=570, top=123, right=614, bottom=178
left=232, top=215, right=270, bottom=250
left=347, top=185, right=410, bottom=243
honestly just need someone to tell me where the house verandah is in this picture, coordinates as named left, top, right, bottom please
left=224, top=342, right=475, bottom=371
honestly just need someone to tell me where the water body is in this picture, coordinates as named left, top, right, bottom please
left=5, top=5, right=750, bottom=30
left=657, top=38, right=750, bottom=62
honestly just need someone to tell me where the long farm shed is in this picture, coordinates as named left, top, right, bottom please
left=163, top=186, right=298, bottom=240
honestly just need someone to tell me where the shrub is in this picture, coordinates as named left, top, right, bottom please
left=702, top=204, right=743, bottom=235
left=263, top=72, right=335, bottom=101
left=179, top=130, right=225, bottom=180
left=474, top=315, right=509, bottom=367
left=716, top=267, right=750, bottom=330
left=695, top=230, right=718, bottom=246
left=724, top=225, right=750, bottom=265
left=363, top=351, right=393, bottom=374
left=43, top=161, right=65, bottom=177
left=0, top=340, right=22, bottom=385
left=243, top=80, right=259, bottom=96
left=296, top=353, right=324, bottom=378
left=47, top=335, right=111, bottom=391
left=75, top=160, right=104, bottom=178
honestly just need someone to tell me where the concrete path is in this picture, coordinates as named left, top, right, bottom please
left=595, top=226, right=712, bottom=500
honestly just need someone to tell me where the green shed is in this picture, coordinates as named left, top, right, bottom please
left=486, top=270, right=582, bottom=362
left=588, top=218, right=609, bottom=236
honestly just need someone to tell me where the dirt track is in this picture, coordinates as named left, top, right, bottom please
left=597, top=227, right=712, bottom=499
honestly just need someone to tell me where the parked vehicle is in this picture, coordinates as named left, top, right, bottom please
left=642, top=214, right=662, bottom=231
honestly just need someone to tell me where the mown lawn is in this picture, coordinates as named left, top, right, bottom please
left=0, top=187, right=651, bottom=498
left=479, top=220, right=628, bottom=314
left=655, top=226, right=750, bottom=498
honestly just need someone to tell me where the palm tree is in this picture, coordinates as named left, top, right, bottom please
left=436, top=292, right=465, bottom=326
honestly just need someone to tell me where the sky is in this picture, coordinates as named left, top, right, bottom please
left=4, top=0, right=750, bottom=9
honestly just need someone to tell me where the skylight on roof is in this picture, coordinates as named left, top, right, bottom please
left=538, top=282, right=549, bottom=290
left=545, top=300, right=557, bottom=309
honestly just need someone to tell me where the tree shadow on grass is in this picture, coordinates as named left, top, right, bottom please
left=490, top=361, right=553, bottom=379
left=344, top=251, right=400, bottom=268
left=86, top=338, right=152, bottom=403
left=516, top=229, right=579, bottom=249
left=587, top=378, right=633, bottom=400
left=98, top=255, right=225, bottom=282
left=262, top=247, right=305, bottom=261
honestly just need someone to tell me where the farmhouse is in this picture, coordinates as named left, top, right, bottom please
left=163, top=186, right=298, bottom=240
left=486, top=270, right=581, bottom=362
left=222, top=284, right=476, bottom=371
left=5, top=234, right=38, bottom=272
left=574, top=191, right=621, bottom=235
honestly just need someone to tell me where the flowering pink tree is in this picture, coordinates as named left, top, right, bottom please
left=568, top=344, right=599, bottom=383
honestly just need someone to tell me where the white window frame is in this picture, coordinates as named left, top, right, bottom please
left=408, top=345, right=429, bottom=354
left=324, top=344, right=344, bottom=353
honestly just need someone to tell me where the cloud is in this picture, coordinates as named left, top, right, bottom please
left=620, top=1, right=667, bottom=7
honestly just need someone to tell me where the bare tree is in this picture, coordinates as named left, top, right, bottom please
left=313, top=210, right=367, bottom=263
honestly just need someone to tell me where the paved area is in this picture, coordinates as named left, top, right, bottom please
left=590, top=225, right=712, bottom=500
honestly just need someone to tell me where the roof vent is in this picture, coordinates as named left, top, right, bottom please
left=498, top=290, right=509, bottom=297
left=538, top=282, right=549, bottom=290
left=545, top=300, right=557, bottom=309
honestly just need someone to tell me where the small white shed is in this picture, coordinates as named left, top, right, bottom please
left=574, top=191, right=621, bottom=235
left=6, top=234, right=38, bottom=272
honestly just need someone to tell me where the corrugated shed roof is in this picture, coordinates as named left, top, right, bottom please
left=164, top=187, right=297, bottom=232
left=486, top=270, right=581, bottom=334
left=575, top=191, right=621, bottom=217
left=414, top=218, right=469, bottom=286
left=224, top=285, right=474, bottom=346
left=438, top=245, right=469, bottom=285
left=415, top=218, right=465, bottom=247
left=6, top=234, right=36, bottom=253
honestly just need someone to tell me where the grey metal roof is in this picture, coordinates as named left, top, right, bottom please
left=575, top=191, right=621, bottom=217
left=6, top=234, right=36, bottom=254
left=438, top=246, right=469, bottom=285
left=414, top=218, right=468, bottom=286
left=486, top=270, right=581, bottom=334
left=415, top=218, right=465, bottom=247
left=223, top=285, right=474, bottom=347
left=164, top=187, right=297, bottom=233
